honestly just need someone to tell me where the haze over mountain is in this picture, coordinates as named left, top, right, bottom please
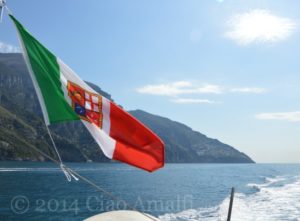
left=0, top=53, right=254, bottom=163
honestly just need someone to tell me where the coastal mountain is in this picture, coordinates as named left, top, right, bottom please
left=130, top=110, right=253, bottom=163
left=0, top=53, right=254, bottom=163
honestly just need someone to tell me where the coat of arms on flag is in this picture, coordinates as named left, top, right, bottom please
left=67, top=81, right=103, bottom=128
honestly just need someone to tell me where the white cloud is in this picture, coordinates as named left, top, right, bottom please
left=0, top=41, right=20, bottom=53
left=231, top=87, right=266, bottom=94
left=256, top=111, right=300, bottom=122
left=225, top=9, right=297, bottom=45
left=171, top=98, right=216, bottom=104
left=136, top=81, right=222, bottom=96
left=137, top=81, right=267, bottom=97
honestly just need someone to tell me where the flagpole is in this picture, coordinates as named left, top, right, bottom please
left=4, top=4, right=77, bottom=182
left=227, top=187, right=235, bottom=221
left=0, top=0, right=6, bottom=22
left=46, top=126, right=63, bottom=163
left=4, top=4, right=12, bottom=15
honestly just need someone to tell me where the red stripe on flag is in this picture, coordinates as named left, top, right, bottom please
left=109, top=103, right=164, bottom=172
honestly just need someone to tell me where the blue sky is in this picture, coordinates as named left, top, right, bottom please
left=1, top=0, right=300, bottom=163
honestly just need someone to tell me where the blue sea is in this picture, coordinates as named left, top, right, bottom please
left=1, top=162, right=300, bottom=221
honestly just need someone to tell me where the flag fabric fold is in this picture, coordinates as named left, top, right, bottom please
left=10, top=15, right=164, bottom=172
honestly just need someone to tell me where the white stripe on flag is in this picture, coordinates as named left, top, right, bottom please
left=57, top=58, right=115, bottom=158
left=57, top=58, right=97, bottom=93
left=102, top=97, right=111, bottom=134
left=82, top=121, right=116, bottom=159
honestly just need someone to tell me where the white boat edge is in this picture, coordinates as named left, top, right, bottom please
left=84, top=210, right=160, bottom=221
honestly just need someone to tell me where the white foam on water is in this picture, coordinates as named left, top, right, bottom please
left=159, top=176, right=300, bottom=221
left=0, top=167, right=61, bottom=172
left=247, top=176, right=285, bottom=190
left=0, top=167, right=134, bottom=172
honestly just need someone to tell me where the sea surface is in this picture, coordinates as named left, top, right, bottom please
left=1, top=162, right=300, bottom=221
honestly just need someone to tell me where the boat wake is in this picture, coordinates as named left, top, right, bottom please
left=159, top=175, right=300, bottom=221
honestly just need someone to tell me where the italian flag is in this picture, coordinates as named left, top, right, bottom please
left=10, top=15, right=164, bottom=172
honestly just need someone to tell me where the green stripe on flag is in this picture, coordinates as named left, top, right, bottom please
left=10, top=15, right=79, bottom=124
